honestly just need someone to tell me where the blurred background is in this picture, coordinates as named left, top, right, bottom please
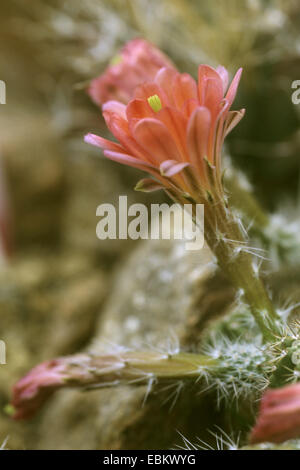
left=0, top=0, right=299, bottom=449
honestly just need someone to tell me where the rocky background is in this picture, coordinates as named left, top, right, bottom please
left=0, top=0, right=300, bottom=449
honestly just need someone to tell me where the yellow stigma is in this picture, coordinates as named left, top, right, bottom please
left=147, top=94, right=162, bottom=112
left=110, top=54, right=122, bottom=66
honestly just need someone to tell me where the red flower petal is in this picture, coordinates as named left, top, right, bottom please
left=202, top=78, right=224, bottom=121
left=126, top=99, right=154, bottom=128
left=187, top=106, right=211, bottom=182
left=102, top=100, right=127, bottom=119
left=172, top=73, right=198, bottom=111
left=84, top=133, right=125, bottom=152
left=181, top=98, right=199, bottom=118
left=160, top=160, right=190, bottom=177
left=133, top=118, right=182, bottom=165
left=103, top=113, right=154, bottom=164
left=154, top=67, right=178, bottom=105
left=216, top=66, right=229, bottom=94
left=225, top=68, right=243, bottom=108
left=104, top=150, right=156, bottom=174
left=156, top=107, right=188, bottom=160
left=198, top=65, right=223, bottom=105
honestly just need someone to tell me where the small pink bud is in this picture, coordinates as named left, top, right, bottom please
left=11, top=359, right=67, bottom=420
left=250, top=383, right=300, bottom=444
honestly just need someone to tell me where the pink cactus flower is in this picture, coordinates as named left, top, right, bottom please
left=250, top=383, right=300, bottom=444
left=11, top=359, right=67, bottom=420
left=85, top=64, right=244, bottom=198
left=88, top=38, right=175, bottom=106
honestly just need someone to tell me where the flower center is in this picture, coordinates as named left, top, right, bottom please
left=147, top=94, right=162, bottom=112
